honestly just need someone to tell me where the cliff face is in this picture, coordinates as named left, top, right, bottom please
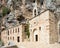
left=0, top=0, right=60, bottom=30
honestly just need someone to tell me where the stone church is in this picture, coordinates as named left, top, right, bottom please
left=1, top=0, right=60, bottom=48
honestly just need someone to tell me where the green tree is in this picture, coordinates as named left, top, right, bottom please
left=2, top=7, right=10, bottom=16
left=25, top=24, right=30, bottom=38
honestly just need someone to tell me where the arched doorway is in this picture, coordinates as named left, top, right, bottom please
left=33, top=29, right=39, bottom=42
left=35, top=35, right=38, bottom=41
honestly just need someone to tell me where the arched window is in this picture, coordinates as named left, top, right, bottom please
left=8, top=30, right=9, bottom=35
left=18, top=28, right=19, bottom=33
left=13, top=37, right=14, bottom=40
left=17, top=36, right=20, bottom=42
left=15, top=28, right=17, bottom=33
left=8, top=37, right=9, bottom=40
left=13, top=29, right=14, bottom=33
left=39, top=27, right=41, bottom=30
left=34, top=9, right=36, bottom=16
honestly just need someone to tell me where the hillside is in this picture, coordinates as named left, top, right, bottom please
left=0, top=0, right=60, bottom=36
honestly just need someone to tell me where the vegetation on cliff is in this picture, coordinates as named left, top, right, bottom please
left=2, top=7, right=11, bottom=16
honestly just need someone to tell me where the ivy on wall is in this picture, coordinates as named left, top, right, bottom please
left=25, top=24, right=30, bottom=38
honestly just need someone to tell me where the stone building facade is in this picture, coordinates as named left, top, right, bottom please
left=1, top=10, right=60, bottom=48
left=1, top=24, right=26, bottom=45
left=29, top=10, right=58, bottom=44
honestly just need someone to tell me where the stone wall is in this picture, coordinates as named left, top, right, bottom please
left=29, top=10, right=50, bottom=44
left=58, top=21, right=60, bottom=42
left=49, top=11, right=58, bottom=44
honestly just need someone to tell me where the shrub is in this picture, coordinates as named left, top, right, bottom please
left=2, top=7, right=10, bottom=16
left=25, top=24, right=30, bottom=38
